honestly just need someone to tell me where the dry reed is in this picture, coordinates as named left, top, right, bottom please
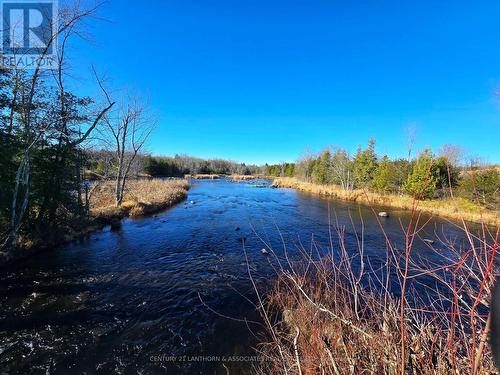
left=185, top=174, right=220, bottom=179
left=272, top=177, right=499, bottom=226
left=90, top=179, right=189, bottom=218
left=249, top=209, right=498, bottom=374
left=229, top=175, right=258, bottom=181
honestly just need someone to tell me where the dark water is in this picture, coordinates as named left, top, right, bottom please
left=0, top=179, right=475, bottom=374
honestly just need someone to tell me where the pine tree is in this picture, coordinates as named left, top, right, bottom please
left=353, top=138, right=377, bottom=188
left=312, top=150, right=331, bottom=184
left=373, top=155, right=394, bottom=193
left=404, top=150, right=437, bottom=199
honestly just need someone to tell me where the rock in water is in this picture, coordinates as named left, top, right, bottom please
left=423, top=239, right=435, bottom=244
left=378, top=212, right=389, bottom=217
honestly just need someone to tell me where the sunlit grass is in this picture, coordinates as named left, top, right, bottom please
left=90, top=179, right=190, bottom=218
left=184, top=174, right=220, bottom=179
left=228, top=174, right=257, bottom=180
left=272, top=177, right=499, bottom=225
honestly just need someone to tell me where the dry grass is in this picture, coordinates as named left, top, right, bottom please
left=90, top=179, right=189, bottom=218
left=184, top=174, right=220, bottom=179
left=251, top=211, right=498, bottom=374
left=0, top=179, right=190, bottom=263
left=229, top=174, right=258, bottom=180
left=273, top=177, right=500, bottom=226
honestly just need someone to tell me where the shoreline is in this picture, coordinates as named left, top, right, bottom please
left=0, top=179, right=190, bottom=267
left=272, top=177, right=500, bottom=226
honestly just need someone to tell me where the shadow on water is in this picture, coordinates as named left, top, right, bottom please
left=0, top=179, right=480, bottom=374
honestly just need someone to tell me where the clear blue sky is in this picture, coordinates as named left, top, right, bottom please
left=69, top=0, right=500, bottom=164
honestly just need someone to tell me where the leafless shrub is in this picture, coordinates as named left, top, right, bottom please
left=250, top=210, right=498, bottom=374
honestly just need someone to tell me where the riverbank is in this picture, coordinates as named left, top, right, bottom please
left=272, top=177, right=500, bottom=225
left=185, top=174, right=220, bottom=179
left=90, top=179, right=189, bottom=219
left=228, top=174, right=258, bottom=181
left=255, top=222, right=495, bottom=374
left=0, top=179, right=190, bottom=266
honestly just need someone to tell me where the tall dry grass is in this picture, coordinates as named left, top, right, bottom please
left=185, top=174, right=220, bottom=179
left=229, top=175, right=258, bottom=181
left=249, top=210, right=498, bottom=374
left=273, top=177, right=500, bottom=226
left=89, top=179, right=189, bottom=218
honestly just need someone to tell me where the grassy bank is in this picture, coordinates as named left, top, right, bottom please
left=185, top=174, right=220, bottom=179
left=90, top=179, right=190, bottom=219
left=0, top=179, right=189, bottom=266
left=272, top=177, right=500, bottom=225
left=228, top=174, right=258, bottom=180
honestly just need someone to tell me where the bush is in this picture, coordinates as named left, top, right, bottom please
left=458, top=168, right=499, bottom=209
left=253, top=213, right=496, bottom=374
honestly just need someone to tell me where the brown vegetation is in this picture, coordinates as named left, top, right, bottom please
left=0, top=179, right=189, bottom=265
left=273, top=177, right=500, bottom=226
left=90, top=179, right=189, bottom=218
left=229, top=174, right=258, bottom=180
left=250, top=210, right=498, bottom=374
left=184, top=174, right=220, bottom=179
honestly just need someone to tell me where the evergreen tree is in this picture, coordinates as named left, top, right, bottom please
left=404, top=150, right=437, bottom=199
left=391, top=158, right=412, bottom=193
left=373, top=155, right=394, bottom=193
left=352, top=138, right=377, bottom=187
left=432, top=156, right=459, bottom=191
left=311, top=150, right=331, bottom=184
left=283, top=163, right=295, bottom=177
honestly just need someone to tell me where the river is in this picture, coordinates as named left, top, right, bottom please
left=0, top=179, right=475, bottom=374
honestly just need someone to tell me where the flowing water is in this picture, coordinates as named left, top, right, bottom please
left=0, top=179, right=475, bottom=374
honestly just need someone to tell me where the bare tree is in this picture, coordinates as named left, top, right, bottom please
left=101, top=92, right=156, bottom=206
left=404, top=123, right=418, bottom=162
left=330, top=147, right=355, bottom=190
left=295, top=148, right=315, bottom=182
left=439, top=144, right=464, bottom=167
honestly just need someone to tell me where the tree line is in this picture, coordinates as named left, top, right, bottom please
left=142, top=154, right=260, bottom=176
left=293, top=139, right=499, bottom=209
left=87, top=153, right=294, bottom=178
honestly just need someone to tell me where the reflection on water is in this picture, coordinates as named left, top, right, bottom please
left=0, top=179, right=475, bottom=374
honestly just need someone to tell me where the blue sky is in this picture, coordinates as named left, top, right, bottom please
left=69, top=0, right=500, bottom=164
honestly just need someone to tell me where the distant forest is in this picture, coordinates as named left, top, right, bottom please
left=86, top=138, right=498, bottom=211
left=292, top=139, right=498, bottom=209
left=86, top=151, right=295, bottom=178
